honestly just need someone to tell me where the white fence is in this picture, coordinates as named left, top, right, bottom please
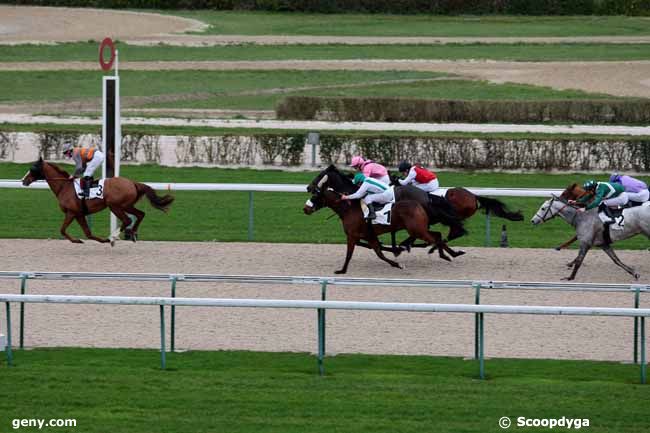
left=0, top=179, right=562, bottom=196
left=1, top=271, right=648, bottom=382
left=1, top=292, right=648, bottom=383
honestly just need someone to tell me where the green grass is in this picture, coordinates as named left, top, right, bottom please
left=2, top=42, right=650, bottom=62
left=0, top=348, right=647, bottom=433
left=2, top=163, right=649, bottom=249
left=0, top=70, right=618, bottom=111
left=0, top=70, right=442, bottom=104
left=170, top=12, right=650, bottom=37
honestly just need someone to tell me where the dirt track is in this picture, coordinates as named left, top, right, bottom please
left=1, top=239, right=648, bottom=361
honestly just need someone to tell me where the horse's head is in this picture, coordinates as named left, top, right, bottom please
left=560, top=183, right=587, bottom=200
left=304, top=165, right=356, bottom=214
left=531, top=195, right=570, bottom=225
left=22, top=158, right=45, bottom=186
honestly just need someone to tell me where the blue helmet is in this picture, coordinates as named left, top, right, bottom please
left=583, top=180, right=597, bottom=190
left=609, top=173, right=621, bottom=183
left=353, top=173, right=366, bottom=185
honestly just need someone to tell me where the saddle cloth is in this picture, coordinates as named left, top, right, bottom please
left=362, top=202, right=393, bottom=225
left=73, top=179, right=105, bottom=200
left=598, top=208, right=625, bottom=230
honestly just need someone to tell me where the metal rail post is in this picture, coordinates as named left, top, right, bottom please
left=641, top=317, right=646, bottom=384
left=247, top=191, right=254, bottom=241
left=19, top=273, right=27, bottom=349
left=317, top=281, right=328, bottom=376
left=160, top=305, right=166, bottom=370
left=479, top=312, right=485, bottom=380
left=170, top=276, right=177, bottom=352
left=5, top=302, right=13, bottom=366
left=634, top=287, right=640, bottom=364
left=473, top=282, right=481, bottom=359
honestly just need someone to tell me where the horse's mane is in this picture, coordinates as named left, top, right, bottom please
left=324, top=164, right=357, bottom=193
left=44, top=160, right=70, bottom=177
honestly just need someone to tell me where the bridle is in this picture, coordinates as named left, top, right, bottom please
left=535, top=196, right=579, bottom=224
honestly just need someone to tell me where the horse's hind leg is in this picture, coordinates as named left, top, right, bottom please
left=109, top=206, right=136, bottom=243
left=75, top=215, right=110, bottom=243
left=124, top=206, right=145, bottom=241
left=368, top=237, right=402, bottom=270
left=602, top=246, right=640, bottom=279
left=61, top=212, right=83, bottom=244
left=426, top=231, right=451, bottom=262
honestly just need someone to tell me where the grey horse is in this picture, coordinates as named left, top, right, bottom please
left=531, top=195, right=650, bottom=280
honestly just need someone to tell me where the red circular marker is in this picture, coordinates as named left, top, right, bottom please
left=99, top=37, right=116, bottom=71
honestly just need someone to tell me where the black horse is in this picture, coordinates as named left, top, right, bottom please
left=305, top=165, right=466, bottom=262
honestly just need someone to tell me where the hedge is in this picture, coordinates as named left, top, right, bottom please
left=1, top=0, right=649, bottom=15
left=276, top=96, right=650, bottom=125
left=4, top=131, right=650, bottom=172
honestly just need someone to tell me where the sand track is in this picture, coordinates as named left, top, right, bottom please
left=1, top=239, right=648, bottom=361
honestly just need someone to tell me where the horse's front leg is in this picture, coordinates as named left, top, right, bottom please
left=602, top=246, right=640, bottom=279
left=61, top=212, right=82, bottom=243
left=563, top=243, right=591, bottom=280
left=335, top=237, right=357, bottom=274
left=75, top=215, right=110, bottom=243
left=555, top=235, right=578, bottom=251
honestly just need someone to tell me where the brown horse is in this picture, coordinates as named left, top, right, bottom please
left=555, top=183, right=590, bottom=250
left=21, top=158, right=174, bottom=244
left=390, top=179, right=524, bottom=253
left=304, top=171, right=465, bottom=274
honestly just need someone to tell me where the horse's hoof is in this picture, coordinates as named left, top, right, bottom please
left=554, top=246, right=561, bottom=251
left=561, top=276, right=575, bottom=281
left=634, top=273, right=641, bottom=280
left=334, top=269, right=346, bottom=274
left=393, top=248, right=403, bottom=257
left=71, top=239, right=83, bottom=244
left=397, top=264, right=403, bottom=270
left=440, top=256, right=452, bottom=262
left=452, top=250, right=466, bottom=257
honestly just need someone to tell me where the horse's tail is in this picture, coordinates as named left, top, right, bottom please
left=476, top=196, right=523, bottom=221
left=136, top=182, right=175, bottom=212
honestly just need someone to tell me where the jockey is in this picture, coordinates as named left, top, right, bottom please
left=341, top=172, right=394, bottom=220
left=349, top=156, right=390, bottom=185
left=62, top=142, right=105, bottom=198
left=397, top=160, right=439, bottom=193
left=609, top=173, right=649, bottom=204
left=578, top=180, right=627, bottom=211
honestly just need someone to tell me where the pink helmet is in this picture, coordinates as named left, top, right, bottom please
left=349, top=156, right=365, bottom=168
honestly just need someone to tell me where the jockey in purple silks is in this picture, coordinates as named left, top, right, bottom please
left=609, top=173, right=650, bottom=204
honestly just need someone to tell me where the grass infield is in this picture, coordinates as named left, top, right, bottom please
left=0, top=348, right=647, bottom=433
left=2, top=163, right=649, bottom=249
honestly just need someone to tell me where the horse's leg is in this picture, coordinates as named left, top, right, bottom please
left=60, top=212, right=83, bottom=244
left=555, top=235, right=578, bottom=251
left=74, top=215, right=110, bottom=243
left=124, top=206, right=145, bottom=241
left=109, top=206, right=136, bottom=242
left=427, top=231, right=451, bottom=261
left=368, top=237, right=403, bottom=269
left=335, top=237, right=357, bottom=274
left=602, top=245, right=640, bottom=279
left=398, top=236, right=415, bottom=253
left=563, top=243, right=591, bottom=281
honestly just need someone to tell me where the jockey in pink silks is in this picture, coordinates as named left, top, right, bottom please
left=349, top=156, right=390, bottom=185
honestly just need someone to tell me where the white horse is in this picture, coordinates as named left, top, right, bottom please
left=531, top=195, right=650, bottom=280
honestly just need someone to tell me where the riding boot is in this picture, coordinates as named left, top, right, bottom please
left=367, top=203, right=377, bottom=220
left=82, top=176, right=92, bottom=198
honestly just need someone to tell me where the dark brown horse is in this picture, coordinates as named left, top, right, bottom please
left=390, top=177, right=523, bottom=253
left=21, top=158, right=174, bottom=244
left=304, top=168, right=465, bottom=273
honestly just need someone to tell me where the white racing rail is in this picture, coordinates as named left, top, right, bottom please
left=0, top=179, right=562, bottom=196
left=0, top=293, right=648, bottom=383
